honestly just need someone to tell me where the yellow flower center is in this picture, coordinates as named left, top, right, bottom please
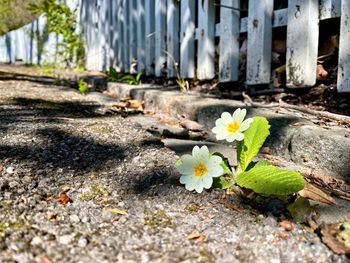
left=194, top=162, right=207, bottom=177
left=227, top=121, right=240, bottom=133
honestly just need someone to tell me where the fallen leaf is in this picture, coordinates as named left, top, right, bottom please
left=287, top=197, right=312, bottom=222
left=58, top=193, right=70, bottom=205
left=89, top=173, right=97, bottom=180
left=39, top=255, right=53, bottom=263
left=60, top=185, right=70, bottom=194
left=107, top=208, right=128, bottom=215
left=219, top=200, right=242, bottom=212
left=298, top=183, right=336, bottom=205
left=186, top=233, right=206, bottom=242
left=279, top=220, right=294, bottom=231
left=179, top=119, right=204, bottom=131
left=46, top=196, right=53, bottom=202
left=320, top=223, right=350, bottom=255
left=260, top=146, right=272, bottom=155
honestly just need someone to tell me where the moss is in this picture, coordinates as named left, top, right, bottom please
left=0, top=221, right=27, bottom=232
left=77, top=183, right=110, bottom=201
left=198, top=249, right=215, bottom=263
left=185, top=203, right=200, bottom=213
left=144, top=210, right=175, bottom=229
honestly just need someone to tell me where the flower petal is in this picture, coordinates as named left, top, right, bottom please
left=234, top=132, right=244, bottom=141
left=176, top=155, right=195, bottom=175
left=208, top=155, right=222, bottom=166
left=207, top=164, right=224, bottom=177
left=202, top=176, right=213, bottom=189
left=194, top=180, right=204, bottom=193
left=239, top=118, right=253, bottom=131
left=182, top=175, right=196, bottom=191
left=236, top=108, right=247, bottom=123
left=221, top=112, right=233, bottom=123
left=232, top=108, right=242, bottom=120
left=193, top=145, right=209, bottom=162
left=226, top=132, right=240, bottom=142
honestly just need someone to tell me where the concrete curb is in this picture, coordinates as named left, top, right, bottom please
left=107, top=83, right=350, bottom=183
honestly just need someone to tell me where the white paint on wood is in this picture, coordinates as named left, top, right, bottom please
left=180, top=0, right=195, bottom=78
left=116, top=0, right=124, bottom=71
left=320, top=0, right=341, bottom=19
left=129, top=0, right=138, bottom=72
left=145, top=0, right=155, bottom=75
left=286, top=0, right=319, bottom=87
left=337, top=0, right=350, bottom=92
left=197, top=0, right=215, bottom=80
left=155, top=0, right=167, bottom=77
left=219, top=0, right=240, bottom=82
left=137, top=0, right=146, bottom=73
left=246, top=0, right=273, bottom=85
left=167, top=0, right=180, bottom=78
left=122, top=0, right=130, bottom=72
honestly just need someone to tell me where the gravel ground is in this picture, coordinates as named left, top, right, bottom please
left=0, top=79, right=348, bottom=263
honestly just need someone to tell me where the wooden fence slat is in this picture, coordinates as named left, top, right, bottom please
left=166, top=0, right=180, bottom=78
left=286, top=0, right=319, bottom=87
left=219, top=0, right=240, bottom=82
left=145, top=0, right=155, bottom=75
left=320, top=0, right=341, bottom=19
left=197, top=0, right=215, bottom=80
left=180, top=0, right=195, bottom=78
left=137, top=0, right=146, bottom=73
left=129, top=0, right=138, bottom=73
left=122, top=0, right=130, bottom=72
left=337, top=0, right=350, bottom=92
left=116, top=0, right=124, bottom=71
left=155, top=0, right=167, bottom=77
left=246, top=0, right=273, bottom=85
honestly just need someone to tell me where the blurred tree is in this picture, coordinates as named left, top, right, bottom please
left=0, top=0, right=43, bottom=35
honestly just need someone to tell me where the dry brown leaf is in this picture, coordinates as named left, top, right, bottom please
left=299, top=183, right=336, bottom=205
left=107, top=208, right=128, bottom=215
left=39, top=255, right=53, bottom=263
left=186, top=233, right=206, bottom=242
left=320, top=223, right=350, bottom=255
left=58, top=193, right=70, bottom=205
left=219, top=200, right=243, bottom=212
left=179, top=119, right=204, bottom=131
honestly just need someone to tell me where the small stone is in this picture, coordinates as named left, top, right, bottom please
left=30, top=236, right=43, bottom=246
left=6, top=166, right=14, bottom=174
left=279, top=220, right=294, bottom=232
left=69, top=214, right=80, bottom=224
left=81, top=216, right=90, bottom=223
left=78, top=237, right=88, bottom=247
left=58, top=235, right=73, bottom=245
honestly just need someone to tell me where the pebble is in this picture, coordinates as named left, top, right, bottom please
left=6, top=166, right=14, bottom=174
left=58, top=235, right=73, bottom=245
left=30, top=236, right=43, bottom=246
left=78, top=237, right=88, bottom=247
left=69, top=214, right=80, bottom=224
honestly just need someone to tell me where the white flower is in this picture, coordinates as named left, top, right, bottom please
left=211, top=108, right=253, bottom=143
left=176, top=145, right=224, bottom=193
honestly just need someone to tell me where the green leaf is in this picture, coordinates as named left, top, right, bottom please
left=246, top=160, right=270, bottom=171
left=135, top=72, right=142, bottom=83
left=213, top=176, right=234, bottom=190
left=237, top=116, right=270, bottom=172
left=236, top=165, right=305, bottom=196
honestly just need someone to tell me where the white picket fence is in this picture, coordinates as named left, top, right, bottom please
left=1, top=0, right=350, bottom=92
left=78, top=0, right=350, bottom=92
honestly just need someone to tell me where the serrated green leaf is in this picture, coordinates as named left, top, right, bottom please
left=236, top=165, right=305, bottom=196
left=246, top=160, right=270, bottom=171
left=213, top=176, right=234, bottom=190
left=237, top=116, right=270, bottom=172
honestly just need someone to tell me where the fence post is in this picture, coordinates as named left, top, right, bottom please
left=337, top=0, right=350, bottom=92
left=145, top=0, right=155, bottom=75
left=167, top=0, right=180, bottom=78
left=129, top=0, right=138, bottom=73
left=180, top=0, right=195, bottom=79
left=122, top=0, right=130, bottom=72
left=197, top=0, right=215, bottom=80
left=219, top=0, right=240, bottom=82
left=155, top=0, right=167, bottom=77
left=286, top=0, right=319, bottom=87
left=116, top=0, right=124, bottom=71
left=246, top=0, right=273, bottom=85
left=137, top=0, right=146, bottom=73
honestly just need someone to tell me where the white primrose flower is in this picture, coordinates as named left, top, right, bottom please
left=211, top=108, right=253, bottom=143
left=176, top=145, right=224, bottom=193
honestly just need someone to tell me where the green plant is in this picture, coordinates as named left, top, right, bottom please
left=119, top=72, right=142, bottom=85
left=176, top=109, right=305, bottom=197
left=163, top=49, right=189, bottom=92
left=28, top=0, right=85, bottom=67
left=78, top=77, right=88, bottom=94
